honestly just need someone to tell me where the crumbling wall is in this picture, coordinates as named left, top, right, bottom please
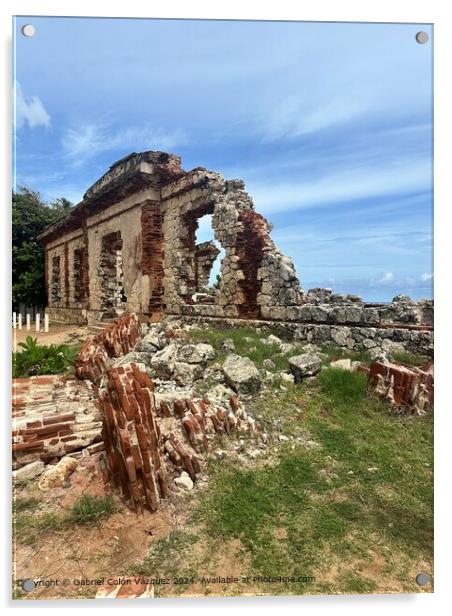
left=194, top=241, right=220, bottom=292
left=99, top=364, right=167, bottom=512
left=71, top=312, right=260, bottom=513
left=37, top=150, right=432, bottom=338
left=12, top=375, right=101, bottom=467
left=86, top=196, right=144, bottom=322
left=161, top=170, right=303, bottom=320
left=75, top=312, right=141, bottom=384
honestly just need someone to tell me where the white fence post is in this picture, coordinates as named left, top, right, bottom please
left=18, top=314, right=22, bottom=330
left=26, top=314, right=31, bottom=331
left=35, top=313, right=40, bottom=332
left=12, top=312, right=16, bottom=329
left=44, top=313, right=49, bottom=333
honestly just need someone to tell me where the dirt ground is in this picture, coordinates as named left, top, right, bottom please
left=13, top=454, right=175, bottom=600
left=12, top=324, right=93, bottom=349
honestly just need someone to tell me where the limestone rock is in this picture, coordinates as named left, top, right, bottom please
left=330, top=358, right=353, bottom=371
left=222, top=354, right=261, bottom=394
left=173, top=362, right=204, bottom=385
left=38, top=457, right=78, bottom=491
left=113, top=351, right=154, bottom=368
left=13, top=460, right=45, bottom=482
left=174, top=471, right=194, bottom=491
left=150, top=344, right=177, bottom=379
left=289, top=354, right=322, bottom=382
left=262, top=358, right=276, bottom=371
left=137, top=331, right=164, bottom=353
left=222, top=339, right=235, bottom=353
left=280, top=342, right=295, bottom=354
left=280, top=372, right=295, bottom=384
left=205, top=384, right=236, bottom=405
left=265, top=334, right=282, bottom=347
left=194, top=343, right=216, bottom=362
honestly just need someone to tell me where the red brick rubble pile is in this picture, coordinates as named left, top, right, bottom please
left=367, top=360, right=433, bottom=416
left=73, top=312, right=259, bottom=512
left=75, top=312, right=141, bottom=384
left=99, top=361, right=258, bottom=512
left=12, top=375, right=102, bottom=468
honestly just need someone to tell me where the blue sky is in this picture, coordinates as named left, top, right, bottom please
left=13, top=17, right=433, bottom=301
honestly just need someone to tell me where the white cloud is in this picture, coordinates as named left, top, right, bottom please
left=14, top=82, right=51, bottom=129
left=421, top=273, right=433, bottom=282
left=248, top=157, right=431, bottom=214
left=61, top=122, right=189, bottom=165
left=379, top=272, right=395, bottom=284
left=260, top=94, right=369, bottom=142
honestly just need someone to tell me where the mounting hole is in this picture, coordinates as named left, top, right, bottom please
left=21, top=578, right=36, bottom=592
left=21, top=24, right=36, bottom=38
left=415, top=31, right=429, bottom=44
left=415, top=572, right=431, bottom=586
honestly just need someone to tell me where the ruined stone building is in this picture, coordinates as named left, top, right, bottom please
left=38, top=149, right=433, bottom=357
left=38, top=151, right=303, bottom=324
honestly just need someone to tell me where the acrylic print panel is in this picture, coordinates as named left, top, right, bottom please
left=12, top=16, right=433, bottom=600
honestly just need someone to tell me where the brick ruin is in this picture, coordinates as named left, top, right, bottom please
left=37, top=150, right=433, bottom=355
left=13, top=312, right=260, bottom=513
left=38, top=151, right=302, bottom=325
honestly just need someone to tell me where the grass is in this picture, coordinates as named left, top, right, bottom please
left=129, top=531, right=200, bottom=596
left=188, top=326, right=305, bottom=373
left=13, top=495, right=119, bottom=545
left=390, top=350, right=431, bottom=367
left=66, top=494, right=119, bottom=525
left=318, top=343, right=372, bottom=364
left=145, top=355, right=433, bottom=596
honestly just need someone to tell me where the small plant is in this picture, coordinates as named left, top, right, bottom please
left=66, top=494, right=119, bottom=526
left=12, top=336, right=79, bottom=377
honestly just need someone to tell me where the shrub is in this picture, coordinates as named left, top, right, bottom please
left=12, top=336, right=79, bottom=377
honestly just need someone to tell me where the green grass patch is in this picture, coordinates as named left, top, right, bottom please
left=13, top=495, right=119, bottom=544
left=317, top=367, right=368, bottom=408
left=390, top=350, right=430, bottom=367
left=191, top=362, right=433, bottom=594
left=66, top=494, right=119, bottom=526
left=319, top=344, right=372, bottom=364
left=188, top=327, right=304, bottom=372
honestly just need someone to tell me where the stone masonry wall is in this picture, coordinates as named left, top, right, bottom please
left=38, top=150, right=433, bottom=345
left=161, top=169, right=303, bottom=319
left=194, top=241, right=220, bottom=292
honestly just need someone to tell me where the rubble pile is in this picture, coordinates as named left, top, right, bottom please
left=367, top=359, right=433, bottom=416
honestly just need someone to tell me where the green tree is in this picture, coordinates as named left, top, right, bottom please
left=12, top=187, right=73, bottom=309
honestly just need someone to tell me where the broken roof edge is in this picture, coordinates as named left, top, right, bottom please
left=38, top=150, right=185, bottom=243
